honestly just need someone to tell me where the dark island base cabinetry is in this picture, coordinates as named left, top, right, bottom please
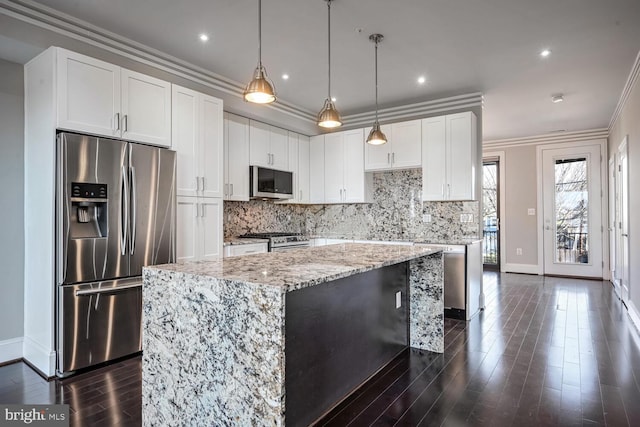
left=285, top=263, right=409, bottom=427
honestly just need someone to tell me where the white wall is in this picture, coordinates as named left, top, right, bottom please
left=609, top=60, right=640, bottom=325
left=0, top=58, right=24, bottom=357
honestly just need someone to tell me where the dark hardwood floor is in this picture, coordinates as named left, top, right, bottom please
left=2, top=272, right=640, bottom=426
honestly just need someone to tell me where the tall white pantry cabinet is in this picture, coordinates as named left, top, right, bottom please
left=172, top=85, right=224, bottom=262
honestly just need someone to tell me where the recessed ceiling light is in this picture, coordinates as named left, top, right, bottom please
left=540, top=49, right=551, bottom=57
left=199, top=33, right=209, bottom=42
left=282, top=74, right=289, bottom=80
left=331, top=97, right=337, bottom=102
left=551, top=94, right=564, bottom=103
left=417, top=76, right=426, bottom=84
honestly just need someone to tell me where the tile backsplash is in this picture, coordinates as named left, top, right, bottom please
left=224, top=169, right=479, bottom=241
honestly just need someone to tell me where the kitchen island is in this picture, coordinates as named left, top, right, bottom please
left=142, top=243, right=443, bottom=426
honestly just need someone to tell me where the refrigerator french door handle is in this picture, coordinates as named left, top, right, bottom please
left=130, top=166, right=137, bottom=255
left=75, top=282, right=142, bottom=296
left=57, top=133, right=69, bottom=285
left=121, top=165, right=129, bottom=256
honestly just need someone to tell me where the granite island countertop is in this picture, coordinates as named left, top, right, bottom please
left=143, top=243, right=444, bottom=426
left=147, top=243, right=441, bottom=293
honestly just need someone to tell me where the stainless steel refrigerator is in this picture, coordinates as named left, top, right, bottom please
left=55, top=132, right=176, bottom=376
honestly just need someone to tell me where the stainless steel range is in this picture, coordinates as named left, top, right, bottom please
left=239, top=232, right=310, bottom=252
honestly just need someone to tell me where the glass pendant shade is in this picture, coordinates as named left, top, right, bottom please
left=244, top=65, right=276, bottom=104
left=366, top=122, right=387, bottom=145
left=318, top=98, right=342, bottom=128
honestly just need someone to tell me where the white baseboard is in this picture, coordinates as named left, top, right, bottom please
left=628, top=301, right=640, bottom=334
left=0, top=337, right=23, bottom=364
left=503, top=263, right=540, bottom=275
left=22, top=336, right=56, bottom=377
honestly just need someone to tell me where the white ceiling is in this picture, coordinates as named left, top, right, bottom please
left=3, top=0, right=640, bottom=141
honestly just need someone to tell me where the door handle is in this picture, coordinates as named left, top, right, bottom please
left=121, top=165, right=129, bottom=256
left=340, top=189, right=343, bottom=200
left=392, top=152, right=395, bottom=164
left=75, top=282, right=142, bottom=296
left=230, top=183, right=234, bottom=196
left=130, top=166, right=137, bottom=255
left=196, top=176, right=200, bottom=191
left=195, top=203, right=199, bottom=217
left=343, top=188, right=347, bottom=201
left=115, top=113, right=120, bottom=131
left=387, top=153, right=391, bottom=164
left=123, top=114, right=128, bottom=132
left=622, top=233, right=629, bottom=237
left=201, top=176, right=205, bottom=191
left=300, top=190, right=302, bottom=200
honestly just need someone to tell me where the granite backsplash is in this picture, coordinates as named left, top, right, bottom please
left=224, top=169, right=480, bottom=241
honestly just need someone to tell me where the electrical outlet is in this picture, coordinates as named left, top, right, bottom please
left=422, top=214, right=432, bottom=223
left=395, top=291, right=402, bottom=309
left=460, top=213, right=473, bottom=223
left=516, top=248, right=523, bottom=255
left=528, top=208, right=536, bottom=216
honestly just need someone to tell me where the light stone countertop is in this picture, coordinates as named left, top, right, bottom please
left=147, top=243, right=442, bottom=292
left=309, top=235, right=483, bottom=246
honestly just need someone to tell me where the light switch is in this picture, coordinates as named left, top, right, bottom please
left=395, top=291, right=402, bottom=309
left=528, top=208, right=536, bottom=216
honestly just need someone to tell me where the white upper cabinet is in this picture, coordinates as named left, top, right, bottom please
left=56, top=48, right=171, bottom=147
left=309, top=135, right=325, bottom=204
left=249, top=120, right=289, bottom=171
left=57, top=49, right=121, bottom=138
left=223, top=113, right=250, bottom=201
left=172, top=84, right=223, bottom=199
left=120, top=69, right=171, bottom=146
left=298, top=135, right=311, bottom=203
left=422, top=111, right=477, bottom=201
left=364, top=120, right=421, bottom=171
left=323, top=129, right=371, bottom=204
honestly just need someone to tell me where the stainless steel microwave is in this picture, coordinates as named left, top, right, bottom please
left=250, top=166, right=294, bottom=199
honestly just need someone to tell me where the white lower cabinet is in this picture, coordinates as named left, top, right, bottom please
left=177, top=196, right=223, bottom=261
left=224, top=242, right=268, bottom=258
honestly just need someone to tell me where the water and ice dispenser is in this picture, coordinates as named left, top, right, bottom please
left=69, top=182, right=108, bottom=239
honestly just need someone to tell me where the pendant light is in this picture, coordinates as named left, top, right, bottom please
left=243, top=0, right=276, bottom=104
left=366, top=34, right=387, bottom=145
left=317, top=0, right=342, bottom=128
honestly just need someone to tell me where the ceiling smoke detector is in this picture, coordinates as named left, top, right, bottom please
left=551, top=94, right=564, bottom=103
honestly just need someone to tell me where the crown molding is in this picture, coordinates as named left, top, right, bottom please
left=483, top=128, right=609, bottom=149
left=609, top=48, right=640, bottom=131
left=0, top=0, right=316, bottom=122
left=339, top=92, right=484, bottom=129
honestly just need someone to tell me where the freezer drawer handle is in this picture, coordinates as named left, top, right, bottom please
left=75, top=282, right=142, bottom=296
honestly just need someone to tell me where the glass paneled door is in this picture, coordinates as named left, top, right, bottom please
left=483, top=161, right=500, bottom=268
left=542, top=145, right=603, bottom=277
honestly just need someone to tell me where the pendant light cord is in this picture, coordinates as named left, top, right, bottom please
left=327, top=0, right=332, bottom=100
left=374, top=39, right=379, bottom=122
left=258, top=0, right=262, bottom=68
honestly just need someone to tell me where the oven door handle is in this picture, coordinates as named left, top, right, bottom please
left=75, top=282, right=142, bottom=296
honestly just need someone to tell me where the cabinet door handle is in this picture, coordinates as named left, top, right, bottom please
left=340, top=189, right=343, bottom=200
left=300, top=190, right=302, bottom=200
left=123, top=115, right=128, bottom=132
left=195, top=203, right=199, bottom=217
left=447, top=183, right=451, bottom=198
left=196, top=176, right=200, bottom=191
left=392, top=152, right=395, bottom=164
left=230, top=183, right=234, bottom=196
left=343, top=188, right=347, bottom=201
left=201, top=177, right=205, bottom=191
left=115, top=113, right=120, bottom=131
left=387, top=153, right=390, bottom=164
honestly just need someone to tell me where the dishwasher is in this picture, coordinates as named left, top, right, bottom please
left=424, top=242, right=483, bottom=320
